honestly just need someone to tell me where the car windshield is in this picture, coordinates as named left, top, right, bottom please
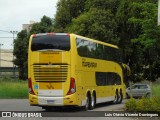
left=31, top=35, right=70, bottom=51
left=131, top=85, right=148, bottom=89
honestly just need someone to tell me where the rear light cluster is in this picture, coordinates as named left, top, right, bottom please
left=67, top=77, right=76, bottom=95
left=28, top=78, right=35, bottom=95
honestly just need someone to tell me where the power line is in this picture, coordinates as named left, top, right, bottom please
left=0, top=37, right=14, bottom=38
left=0, top=30, right=11, bottom=33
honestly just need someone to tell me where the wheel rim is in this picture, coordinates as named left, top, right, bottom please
left=118, top=93, right=121, bottom=102
left=85, top=96, right=89, bottom=109
left=113, top=94, right=117, bottom=103
left=91, top=94, right=95, bottom=107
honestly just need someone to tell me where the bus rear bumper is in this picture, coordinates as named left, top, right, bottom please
left=29, top=93, right=81, bottom=107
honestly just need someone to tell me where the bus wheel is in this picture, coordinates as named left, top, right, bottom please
left=118, top=91, right=123, bottom=104
left=83, top=94, right=90, bottom=111
left=113, top=91, right=119, bottom=104
left=89, top=92, right=96, bottom=110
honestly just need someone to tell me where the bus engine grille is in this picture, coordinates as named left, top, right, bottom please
left=33, top=64, right=68, bottom=82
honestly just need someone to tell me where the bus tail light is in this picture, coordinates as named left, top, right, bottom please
left=28, top=78, right=35, bottom=95
left=67, top=77, right=76, bottom=95
left=32, top=34, right=37, bottom=37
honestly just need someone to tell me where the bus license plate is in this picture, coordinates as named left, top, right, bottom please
left=47, top=100, right=55, bottom=104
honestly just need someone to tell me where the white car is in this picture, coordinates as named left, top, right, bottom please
left=126, top=84, right=151, bottom=98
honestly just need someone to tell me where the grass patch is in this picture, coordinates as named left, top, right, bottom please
left=0, top=78, right=28, bottom=99
left=152, top=84, right=160, bottom=97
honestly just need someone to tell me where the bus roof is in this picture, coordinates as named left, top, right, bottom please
left=31, top=33, right=119, bottom=49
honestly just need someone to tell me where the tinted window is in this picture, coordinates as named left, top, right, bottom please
left=76, top=38, right=122, bottom=63
left=95, top=72, right=121, bottom=86
left=31, top=35, right=70, bottom=51
left=139, top=85, right=148, bottom=89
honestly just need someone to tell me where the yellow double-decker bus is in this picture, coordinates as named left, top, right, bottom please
left=28, top=33, right=128, bottom=110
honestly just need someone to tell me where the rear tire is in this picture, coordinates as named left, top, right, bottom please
left=83, top=94, right=90, bottom=111
left=113, top=91, right=119, bottom=104
left=118, top=91, right=123, bottom=104
left=89, top=93, right=96, bottom=110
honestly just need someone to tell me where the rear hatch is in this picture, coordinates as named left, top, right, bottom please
left=30, top=33, right=71, bottom=97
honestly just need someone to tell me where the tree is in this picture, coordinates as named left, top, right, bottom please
left=30, top=16, right=53, bottom=34
left=13, top=0, right=160, bottom=82
left=13, top=16, right=53, bottom=80
left=54, top=0, right=87, bottom=32
left=13, top=30, right=28, bottom=80
left=116, top=0, right=160, bottom=82
left=128, top=1, right=160, bottom=82
left=68, top=8, right=118, bottom=44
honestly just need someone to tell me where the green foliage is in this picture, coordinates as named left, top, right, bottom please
left=54, top=0, right=87, bottom=32
left=13, top=0, right=160, bottom=82
left=116, top=0, right=160, bottom=82
left=152, top=84, right=160, bottom=97
left=30, top=16, right=53, bottom=34
left=125, top=84, right=160, bottom=112
left=0, top=78, right=28, bottom=99
left=127, top=1, right=159, bottom=82
left=13, top=30, right=28, bottom=80
left=14, top=16, right=53, bottom=79
left=125, top=97, right=160, bottom=112
left=125, top=98, right=137, bottom=111
left=68, top=8, right=118, bottom=44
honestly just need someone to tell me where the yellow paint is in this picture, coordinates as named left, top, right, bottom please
left=28, top=33, right=128, bottom=107
left=39, top=52, right=62, bottom=63
left=39, top=82, right=62, bottom=90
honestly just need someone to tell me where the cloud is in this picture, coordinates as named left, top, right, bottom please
left=0, top=0, right=58, bottom=49
left=0, top=0, right=58, bottom=30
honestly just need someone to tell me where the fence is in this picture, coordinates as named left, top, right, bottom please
left=0, top=67, right=19, bottom=78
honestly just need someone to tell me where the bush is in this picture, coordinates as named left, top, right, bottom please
left=125, top=97, right=160, bottom=112
left=125, top=98, right=137, bottom=111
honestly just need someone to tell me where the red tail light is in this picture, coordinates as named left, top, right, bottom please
left=28, top=78, right=35, bottom=95
left=67, top=77, right=76, bottom=95
left=32, top=34, right=37, bottom=37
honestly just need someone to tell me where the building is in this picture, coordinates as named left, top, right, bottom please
left=0, top=49, right=18, bottom=77
left=1, top=49, right=13, bottom=67
left=22, top=21, right=36, bottom=32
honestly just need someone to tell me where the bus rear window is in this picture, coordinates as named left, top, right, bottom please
left=31, top=35, right=70, bottom=51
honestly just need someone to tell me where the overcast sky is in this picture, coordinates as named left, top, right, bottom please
left=0, top=0, right=58, bottom=49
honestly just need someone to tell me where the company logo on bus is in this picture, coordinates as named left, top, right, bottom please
left=82, top=61, right=97, bottom=68
left=46, top=83, right=54, bottom=89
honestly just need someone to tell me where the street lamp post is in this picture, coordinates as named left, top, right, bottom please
left=10, top=31, right=18, bottom=78
left=0, top=44, right=3, bottom=75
